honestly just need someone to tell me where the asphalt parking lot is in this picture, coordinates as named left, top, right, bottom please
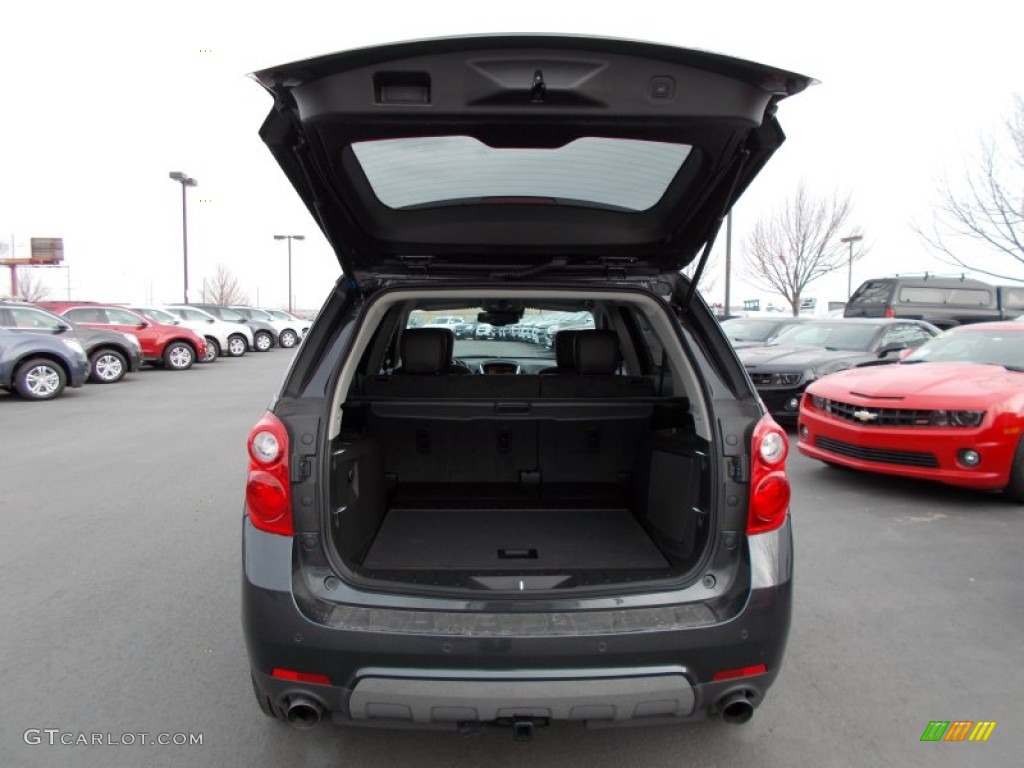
left=1, top=349, right=1019, bottom=767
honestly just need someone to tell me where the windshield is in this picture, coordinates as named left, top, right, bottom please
left=219, top=309, right=246, bottom=323
left=904, top=328, right=1024, bottom=367
left=266, top=310, right=292, bottom=320
left=406, top=308, right=594, bottom=360
left=137, top=308, right=178, bottom=324
left=722, top=318, right=788, bottom=342
left=770, top=322, right=879, bottom=352
left=244, top=308, right=273, bottom=320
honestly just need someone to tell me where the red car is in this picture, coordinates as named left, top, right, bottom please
left=798, top=322, right=1024, bottom=500
left=39, top=302, right=207, bottom=371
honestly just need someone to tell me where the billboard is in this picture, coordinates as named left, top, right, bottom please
left=0, top=236, right=63, bottom=265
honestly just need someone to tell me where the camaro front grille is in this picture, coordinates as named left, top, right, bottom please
left=822, top=399, right=934, bottom=426
left=815, top=437, right=940, bottom=468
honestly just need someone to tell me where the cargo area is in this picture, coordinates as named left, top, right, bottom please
left=326, top=367, right=712, bottom=593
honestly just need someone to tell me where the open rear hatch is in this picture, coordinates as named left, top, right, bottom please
left=253, top=35, right=813, bottom=281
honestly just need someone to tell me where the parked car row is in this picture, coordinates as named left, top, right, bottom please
left=722, top=312, right=1024, bottom=501
left=496, top=311, right=596, bottom=348
left=0, top=299, right=305, bottom=400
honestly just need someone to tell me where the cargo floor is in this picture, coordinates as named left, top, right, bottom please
left=362, top=507, right=669, bottom=571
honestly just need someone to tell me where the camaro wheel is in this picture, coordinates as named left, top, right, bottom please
left=1006, top=436, right=1024, bottom=504
left=203, top=337, right=220, bottom=363
left=279, top=329, right=298, bottom=348
left=228, top=335, right=248, bottom=357
left=14, top=358, right=67, bottom=400
left=89, top=349, right=127, bottom=383
left=163, top=342, right=195, bottom=370
left=254, top=331, right=273, bottom=352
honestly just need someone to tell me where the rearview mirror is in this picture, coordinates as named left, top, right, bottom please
left=478, top=311, right=521, bottom=326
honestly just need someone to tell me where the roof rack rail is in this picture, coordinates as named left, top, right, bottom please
left=890, top=272, right=971, bottom=281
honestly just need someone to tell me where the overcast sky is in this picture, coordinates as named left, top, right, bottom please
left=2, top=0, right=1022, bottom=310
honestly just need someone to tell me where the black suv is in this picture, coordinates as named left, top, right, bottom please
left=844, top=276, right=1024, bottom=329
left=242, top=36, right=810, bottom=735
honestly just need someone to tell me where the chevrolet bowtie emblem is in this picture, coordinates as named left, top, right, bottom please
left=853, top=409, right=878, bottom=422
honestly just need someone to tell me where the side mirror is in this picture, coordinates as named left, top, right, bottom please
left=877, top=344, right=905, bottom=358
left=137, top=321, right=150, bottom=329
left=54, top=323, right=72, bottom=334
left=206, top=317, right=215, bottom=324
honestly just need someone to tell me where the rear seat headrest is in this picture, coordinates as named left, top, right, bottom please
left=574, top=330, right=620, bottom=375
left=553, top=329, right=582, bottom=369
left=399, top=328, right=452, bottom=374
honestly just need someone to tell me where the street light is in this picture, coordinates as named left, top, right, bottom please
left=840, top=234, right=863, bottom=300
left=273, top=235, right=304, bottom=312
left=169, top=171, right=197, bottom=304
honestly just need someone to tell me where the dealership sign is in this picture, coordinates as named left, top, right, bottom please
left=0, top=235, right=64, bottom=265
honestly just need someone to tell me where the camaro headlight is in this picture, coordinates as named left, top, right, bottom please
left=810, top=394, right=829, bottom=410
left=925, top=410, right=985, bottom=427
left=770, top=372, right=803, bottom=386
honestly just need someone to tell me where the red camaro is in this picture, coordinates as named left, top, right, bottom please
left=798, top=322, right=1024, bottom=501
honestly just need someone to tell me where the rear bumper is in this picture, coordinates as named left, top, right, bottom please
left=241, top=518, right=793, bottom=729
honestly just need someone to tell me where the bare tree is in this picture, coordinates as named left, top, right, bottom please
left=14, top=267, right=51, bottom=302
left=200, top=263, right=248, bottom=305
left=916, top=96, right=1024, bottom=282
left=742, top=184, right=863, bottom=316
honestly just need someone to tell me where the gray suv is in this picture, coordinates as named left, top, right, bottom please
left=242, top=35, right=809, bottom=736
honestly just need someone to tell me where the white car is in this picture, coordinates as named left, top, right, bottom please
left=135, top=305, right=253, bottom=360
left=257, top=308, right=311, bottom=347
left=230, top=306, right=305, bottom=349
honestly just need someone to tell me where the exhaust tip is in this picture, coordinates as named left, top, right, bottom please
left=720, top=693, right=754, bottom=725
left=286, top=696, right=324, bottom=729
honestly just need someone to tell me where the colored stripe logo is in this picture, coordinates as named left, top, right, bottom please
left=921, top=721, right=996, bottom=742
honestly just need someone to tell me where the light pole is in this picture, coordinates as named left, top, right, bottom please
left=169, top=172, right=197, bottom=303
left=273, top=235, right=304, bottom=312
left=840, top=234, right=863, bottom=300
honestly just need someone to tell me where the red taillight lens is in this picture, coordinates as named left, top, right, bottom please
left=884, top=307, right=895, bottom=318
left=748, top=415, right=791, bottom=535
left=711, top=663, right=768, bottom=682
left=271, top=668, right=331, bottom=685
left=246, top=412, right=293, bottom=536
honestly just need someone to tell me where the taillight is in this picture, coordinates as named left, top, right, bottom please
left=748, top=414, right=791, bottom=535
left=884, top=307, right=895, bottom=318
left=271, top=668, right=331, bottom=685
left=246, top=411, right=293, bottom=536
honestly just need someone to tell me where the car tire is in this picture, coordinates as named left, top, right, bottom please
left=1005, top=436, right=1024, bottom=504
left=163, top=342, right=195, bottom=370
left=202, top=337, right=220, bottom=363
left=279, top=329, right=298, bottom=348
left=89, top=349, right=127, bottom=383
left=14, top=358, right=67, bottom=400
left=254, top=331, right=273, bottom=352
left=228, top=335, right=248, bottom=357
